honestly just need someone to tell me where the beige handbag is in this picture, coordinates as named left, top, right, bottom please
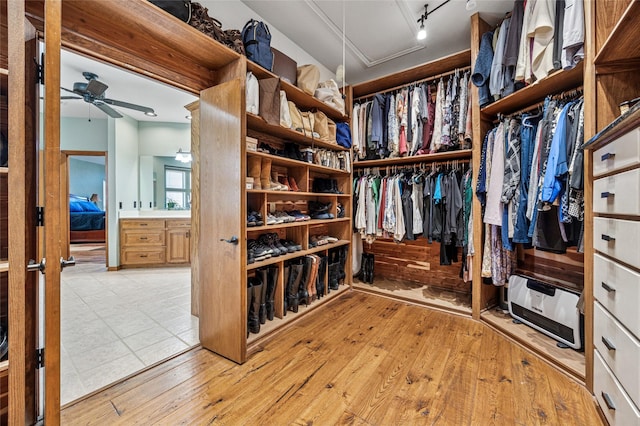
left=313, top=110, right=337, bottom=143
left=314, top=79, right=345, bottom=115
left=296, top=64, right=320, bottom=96
left=280, top=90, right=292, bottom=129
left=288, top=101, right=315, bottom=137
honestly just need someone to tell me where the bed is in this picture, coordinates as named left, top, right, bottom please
left=69, top=195, right=105, bottom=243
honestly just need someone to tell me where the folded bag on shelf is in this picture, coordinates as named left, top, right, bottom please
left=289, top=101, right=317, bottom=137
left=258, top=77, right=280, bottom=126
left=314, top=79, right=345, bottom=115
left=279, top=90, right=292, bottom=129
left=272, top=47, right=297, bottom=85
left=312, top=110, right=336, bottom=143
left=246, top=71, right=259, bottom=115
left=336, top=122, right=352, bottom=148
left=296, top=64, right=320, bottom=96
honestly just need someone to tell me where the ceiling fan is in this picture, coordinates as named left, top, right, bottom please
left=61, top=71, right=157, bottom=119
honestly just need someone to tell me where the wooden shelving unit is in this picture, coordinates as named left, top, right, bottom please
left=593, top=0, right=640, bottom=68
left=247, top=151, right=350, bottom=175
left=247, top=240, right=350, bottom=270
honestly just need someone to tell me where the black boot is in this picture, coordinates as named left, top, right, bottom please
left=257, top=268, right=268, bottom=324
left=248, top=277, right=262, bottom=334
left=283, top=264, right=290, bottom=316
left=366, top=253, right=375, bottom=284
left=298, top=256, right=312, bottom=306
left=316, top=255, right=327, bottom=298
left=338, top=246, right=347, bottom=285
left=287, top=263, right=303, bottom=313
left=328, top=262, right=340, bottom=291
left=247, top=280, right=252, bottom=337
left=266, top=266, right=278, bottom=321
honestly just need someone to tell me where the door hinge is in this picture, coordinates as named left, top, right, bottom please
left=35, top=53, right=44, bottom=85
left=36, top=206, right=44, bottom=227
left=36, top=348, right=44, bottom=369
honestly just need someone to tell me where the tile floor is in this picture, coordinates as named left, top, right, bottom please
left=60, top=261, right=198, bottom=405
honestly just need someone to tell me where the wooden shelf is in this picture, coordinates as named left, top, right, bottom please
left=246, top=62, right=348, bottom=123
left=481, top=308, right=585, bottom=382
left=594, top=1, right=640, bottom=69
left=583, top=100, right=640, bottom=151
left=0, top=168, right=7, bottom=175
left=247, top=113, right=349, bottom=151
left=0, top=262, right=7, bottom=273
left=247, top=240, right=350, bottom=270
left=246, top=151, right=350, bottom=175
left=0, top=360, right=7, bottom=373
left=480, top=63, right=584, bottom=117
left=353, top=279, right=472, bottom=316
left=247, top=189, right=346, bottom=198
left=25, top=0, right=241, bottom=93
left=247, top=284, right=350, bottom=348
left=353, top=149, right=472, bottom=168
left=247, top=217, right=350, bottom=232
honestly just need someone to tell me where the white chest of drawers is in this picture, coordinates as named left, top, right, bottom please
left=586, top=113, right=640, bottom=425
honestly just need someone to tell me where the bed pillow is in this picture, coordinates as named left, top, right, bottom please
left=69, top=201, right=84, bottom=212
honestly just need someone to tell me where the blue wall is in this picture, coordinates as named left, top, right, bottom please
left=68, top=158, right=105, bottom=210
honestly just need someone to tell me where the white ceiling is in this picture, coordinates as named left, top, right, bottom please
left=56, top=0, right=512, bottom=122
left=242, top=0, right=513, bottom=84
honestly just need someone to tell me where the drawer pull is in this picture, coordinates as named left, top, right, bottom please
left=601, top=282, right=616, bottom=293
left=140, top=223, right=148, bottom=226
left=601, top=392, right=616, bottom=411
left=139, top=237, right=148, bottom=240
left=601, top=152, right=615, bottom=161
left=601, top=234, right=615, bottom=242
left=601, top=336, right=616, bottom=351
left=600, top=191, right=614, bottom=199
left=139, top=254, right=148, bottom=258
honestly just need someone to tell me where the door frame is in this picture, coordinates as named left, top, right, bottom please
left=61, top=151, right=108, bottom=266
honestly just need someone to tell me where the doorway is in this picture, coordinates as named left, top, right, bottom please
left=63, top=151, right=107, bottom=267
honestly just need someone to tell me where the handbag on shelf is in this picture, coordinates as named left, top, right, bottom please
left=149, top=0, right=192, bottom=23
left=312, top=110, right=336, bottom=143
left=279, top=90, right=292, bottom=129
left=314, top=79, right=345, bottom=115
left=246, top=72, right=259, bottom=115
left=289, top=102, right=317, bottom=138
left=258, top=77, right=281, bottom=126
left=296, top=64, right=320, bottom=96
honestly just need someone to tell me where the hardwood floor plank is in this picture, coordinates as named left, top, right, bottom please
left=61, top=292, right=603, bottom=425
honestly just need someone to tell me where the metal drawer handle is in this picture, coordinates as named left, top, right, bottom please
left=601, top=152, right=615, bottom=161
left=602, top=336, right=616, bottom=351
left=600, top=191, right=614, bottom=199
left=601, top=234, right=615, bottom=242
left=601, top=392, right=616, bottom=411
left=140, top=254, right=148, bottom=258
left=601, top=282, right=616, bottom=293
left=139, top=237, right=148, bottom=240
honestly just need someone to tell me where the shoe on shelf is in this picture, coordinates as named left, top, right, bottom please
left=247, top=211, right=264, bottom=227
left=288, top=210, right=310, bottom=221
left=288, top=176, right=300, bottom=192
left=277, top=176, right=291, bottom=191
left=274, top=210, right=295, bottom=223
left=311, top=212, right=334, bottom=220
left=336, top=203, right=345, bottom=218
left=248, top=239, right=271, bottom=261
left=282, top=240, right=302, bottom=252
left=266, top=213, right=279, bottom=225
left=271, top=233, right=290, bottom=255
left=319, top=235, right=338, bottom=243
left=309, top=235, right=328, bottom=247
left=280, top=240, right=297, bottom=253
left=259, top=233, right=283, bottom=256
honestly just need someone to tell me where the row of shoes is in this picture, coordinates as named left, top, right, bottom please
left=266, top=210, right=310, bottom=225
left=308, top=201, right=334, bottom=220
left=284, top=246, right=349, bottom=314
left=312, top=177, right=342, bottom=194
left=247, top=233, right=302, bottom=264
left=248, top=156, right=300, bottom=192
left=309, top=235, right=338, bottom=247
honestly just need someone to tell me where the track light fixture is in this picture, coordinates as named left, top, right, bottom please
left=416, top=1, right=451, bottom=41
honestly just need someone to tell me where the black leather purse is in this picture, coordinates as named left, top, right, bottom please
left=148, top=0, right=191, bottom=24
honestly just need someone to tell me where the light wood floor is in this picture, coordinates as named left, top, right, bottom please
left=60, top=291, right=603, bottom=425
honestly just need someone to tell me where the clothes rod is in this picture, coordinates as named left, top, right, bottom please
left=354, top=66, right=471, bottom=102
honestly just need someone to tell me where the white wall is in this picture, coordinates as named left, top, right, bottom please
left=60, top=117, right=109, bottom=151
left=201, top=0, right=334, bottom=82
left=138, top=121, right=191, bottom=156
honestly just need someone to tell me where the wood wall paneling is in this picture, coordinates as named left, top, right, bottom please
left=186, top=100, right=200, bottom=317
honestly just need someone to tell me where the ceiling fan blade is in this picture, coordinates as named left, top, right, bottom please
left=85, top=79, right=108, bottom=97
left=61, top=96, right=82, bottom=100
left=61, top=87, right=76, bottom=94
left=93, top=101, right=123, bottom=118
left=103, top=98, right=155, bottom=115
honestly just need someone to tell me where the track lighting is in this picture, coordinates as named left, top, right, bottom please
left=416, top=1, right=451, bottom=41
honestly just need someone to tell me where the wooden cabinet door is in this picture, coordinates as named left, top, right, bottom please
left=166, top=227, right=190, bottom=263
left=198, top=78, right=246, bottom=363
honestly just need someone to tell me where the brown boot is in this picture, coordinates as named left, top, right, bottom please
left=306, top=255, right=319, bottom=303
left=261, top=158, right=272, bottom=190
left=248, top=156, right=262, bottom=190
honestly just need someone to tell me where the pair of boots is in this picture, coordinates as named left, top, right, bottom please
left=247, top=156, right=285, bottom=191
left=247, top=266, right=278, bottom=335
left=358, top=253, right=375, bottom=284
left=327, top=246, right=348, bottom=291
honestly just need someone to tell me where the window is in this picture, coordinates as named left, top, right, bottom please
left=165, top=166, right=191, bottom=209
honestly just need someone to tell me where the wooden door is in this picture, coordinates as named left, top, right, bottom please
left=7, top=0, right=39, bottom=423
left=198, top=79, right=247, bottom=363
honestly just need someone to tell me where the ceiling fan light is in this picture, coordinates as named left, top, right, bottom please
left=185, top=114, right=192, bottom=120
left=466, top=0, right=477, bottom=11
left=175, top=148, right=192, bottom=163
left=145, top=111, right=157, bottom=117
